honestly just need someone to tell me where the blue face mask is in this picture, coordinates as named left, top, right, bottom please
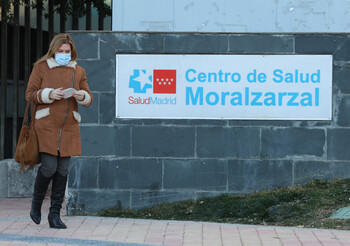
left=55, top=53, right=71, bottom=66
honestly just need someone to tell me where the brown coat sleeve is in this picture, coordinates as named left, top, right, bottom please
left=76, top=68, right=93, bottom=107
left=25, top=63, right=54, bottom=104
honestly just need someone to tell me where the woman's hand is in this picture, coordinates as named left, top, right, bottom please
left=49, top=87, right=63, bottom=100
left=73, top=90, right=85, bottom=101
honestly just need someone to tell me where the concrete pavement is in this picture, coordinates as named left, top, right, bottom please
left=1, top=198, right=350, bottom=246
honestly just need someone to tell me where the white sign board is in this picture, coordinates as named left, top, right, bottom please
left=116, top=54, right=332, bottom=120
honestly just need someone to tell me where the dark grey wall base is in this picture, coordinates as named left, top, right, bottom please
left=67, top=157, right=350, bottom=214
left=66, top=32, right=350, bottom=215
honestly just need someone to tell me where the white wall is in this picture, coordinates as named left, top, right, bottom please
left=112, top=0, right=350, bottom=33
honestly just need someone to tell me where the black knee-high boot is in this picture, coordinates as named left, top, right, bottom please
left=30, top=168, right=52, bottom=224
left=48, top=172, right=68, bottom=229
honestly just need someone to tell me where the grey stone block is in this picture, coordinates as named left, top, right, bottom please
left=295, top=35, right=350, bottom=61
left=297, top=121, right=332, bottom=127
left=0, top=161, right=8, bottom=197
left=294, top=161, right=332, bottom=185
left=0, top=159, right=38, bottom=198
left=197, top=127, right=260, bottom=158
left=66, top=189, right=131, bottom=215
left=294, top=161, right=350, bottom=185
left=336, top=96, right=350, bottom=127
left=68, top=158, right=98, bottom=189
left=100, top=39, right=116, bottom=59
left=7, top=162, right=38, bottom=197
left=78, top=59, right=115, bottom=92
left=164, top=34, right=229, bottom=53
left=131, top=191, right=195, bottom=209
left=100, top=33, right=165, bottom=53
left=99, top=158, right=162, bottom=190
left=113, top=118, right=228, bottom=127
left=69, top=33, right=99, bottom=59
left=228, top=120, right=330, bottom=128
left=261, top=128, right=325, bottom=159
left=132, top=126, right=195, bottom=157
left=336, top=38, right=350, bottom=61
left=229, top=35, right=294, bottom=53
left=228, top=160, right=293, bottom=193
left=177, top=119, right=227, bottom=126
left=113, top=118, right=164, bottom=126
left=80, top=125, right=131, bottom=156
left=228, top=120, right=292, bottom=127
left=334, top=65, right=350, bottom=94
left=295, top=35, right=342, bottom=53
left=129, top=119, right=228, bottom=127
left=163, top=159, right=227, bottom=191
left=333, top=162, right=350, bottom=179
left=130, top=190, right=221, bottom=209
left=194, top=191, right=225, bottom=200
left=327, top=129, right=350, bottom=160
left=100, top=92, right=115, bottom=124
left=78, top=92, right=99, bottom=124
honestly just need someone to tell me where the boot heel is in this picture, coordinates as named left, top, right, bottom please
left=48, top=213, right=67, bottom=229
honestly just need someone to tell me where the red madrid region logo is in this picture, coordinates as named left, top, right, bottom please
left=153, top=70, right=176, bottom=94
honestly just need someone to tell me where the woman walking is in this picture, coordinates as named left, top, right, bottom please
left=26, top=33, right=93, bottom=229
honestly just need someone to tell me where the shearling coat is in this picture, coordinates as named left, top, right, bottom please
left=25, top=58, right=93, bottom=157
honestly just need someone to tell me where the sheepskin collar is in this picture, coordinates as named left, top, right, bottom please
left=47, top=58, right=77, bottom=69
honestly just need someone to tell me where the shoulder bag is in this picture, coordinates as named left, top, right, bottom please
left=15, top=93, right=41, bottom=173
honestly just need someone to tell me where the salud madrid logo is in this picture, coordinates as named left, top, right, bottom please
left=129, top=69, right=176, bottom=94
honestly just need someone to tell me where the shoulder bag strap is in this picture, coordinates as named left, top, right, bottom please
left=22, top=92, right=36, bottom=127
left=71, top=68, right=75, bottom=88
left=30, top=93, right=36, bottom=128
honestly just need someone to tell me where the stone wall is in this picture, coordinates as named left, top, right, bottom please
left=66, top=32, right=350, bottom=215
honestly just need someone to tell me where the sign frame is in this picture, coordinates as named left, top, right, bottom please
left=115, top=54, right=333, bottom=120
